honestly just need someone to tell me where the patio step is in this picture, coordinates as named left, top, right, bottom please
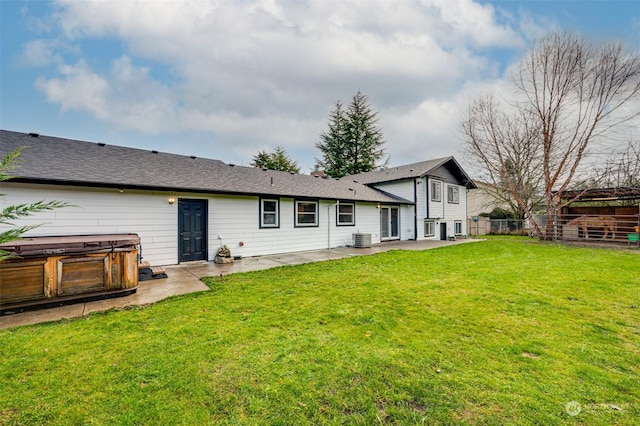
left=150, top=266, right=167, bottom=276
left=138, top=262, right=168, bottom=281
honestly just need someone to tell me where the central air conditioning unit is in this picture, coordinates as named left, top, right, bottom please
left=352, top=233, right=372, bottom=248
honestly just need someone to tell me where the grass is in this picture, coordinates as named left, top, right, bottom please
left=1, top=238, right=639, bottom=425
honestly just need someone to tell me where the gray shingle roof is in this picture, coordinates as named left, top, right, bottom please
left=345, top=157, right=477, bottom=188
left=0, top=130, right=412, bottom=204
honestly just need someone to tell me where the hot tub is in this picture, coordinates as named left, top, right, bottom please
left=0, top=234, right=139, bottom=315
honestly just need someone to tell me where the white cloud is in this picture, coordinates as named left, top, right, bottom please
left=35, top=60, right=110, bottom=118
left=19, top=39, right=62, bottom=67
left=429, top=0, right=524, bottom=48
left=514, top=7, right=557, bottom=41
left=34, top=56, right=178, bottom=133
left=29, top=0, right=534, bottom=169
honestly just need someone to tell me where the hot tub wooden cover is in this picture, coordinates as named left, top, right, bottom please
left=0, top=234, right=140, bottom=257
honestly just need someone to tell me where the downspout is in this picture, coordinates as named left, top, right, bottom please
left=413, top=178, right=418, bottom=240
left=327, top=202, right=331, bottom=249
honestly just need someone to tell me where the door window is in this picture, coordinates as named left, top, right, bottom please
left=381, top=206, right=400, bottom=240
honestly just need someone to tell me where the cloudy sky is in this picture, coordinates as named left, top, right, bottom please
left=1, top=0, right=639, bottom=173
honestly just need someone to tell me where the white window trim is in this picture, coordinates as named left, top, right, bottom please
left=431, top=180, right=442, bottom=202
left=447, top=185, right=459, bottom=204
left=260, top=198, right=279, bottom=228
left=454, top=220, right=462, bottom=235
left=336, top=202, right=355, bottom=226
left=295, top=200, right=319, bottom=227
left=425, top=220, right=436, bottom=237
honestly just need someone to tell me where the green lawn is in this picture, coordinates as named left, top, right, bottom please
left=1, top=239, right=639, bottom=425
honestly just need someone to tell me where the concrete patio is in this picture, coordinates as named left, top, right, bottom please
left=1, top=238, right=479, bottom=329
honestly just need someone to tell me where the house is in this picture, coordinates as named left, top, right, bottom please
left=467, top=181, right=511, bottom=219
left=0, top=130, right=475, bottom=266
left=346, top=158, right=476, bottom=241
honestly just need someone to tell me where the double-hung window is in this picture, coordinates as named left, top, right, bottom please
left=425, top=220, right=436, bottom=237
left=454, top=221, right=462, bottom=235
left=260, top=198, right=279, bottom=228
left=336, top=203, right=355, bottom=226
left=431, top=181, right=442, bottom=202
left=295, top=200, right=319, bottom=227
left=447, top=185, right=459, bottom=204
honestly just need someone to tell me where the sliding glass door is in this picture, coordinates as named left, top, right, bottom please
left=381, top=206, right=399, bottom=240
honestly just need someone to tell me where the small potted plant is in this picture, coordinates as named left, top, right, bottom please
left=214, top=244, right=234, bottom=264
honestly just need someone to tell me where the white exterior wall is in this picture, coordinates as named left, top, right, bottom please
left=208, top=197, right=382, bottom=258
left=365, top=178, right=472, bottom=242
left=399, top=204, right=414, bottom=240
left=426, top=178, right=445, bottom=220
left=423, top=178, right=468, bottom=240
left=443, top=184, right=468, bottom=236
left=368, top=180, right=416, bottom=240
left=1, top=183, right=384, bottom=266
left=1, top=183, right=178, bottom=264
left=414, top=177, right=428, bottom=241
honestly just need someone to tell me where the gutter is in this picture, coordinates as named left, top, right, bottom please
left=8, top=177, right=414, bottom=205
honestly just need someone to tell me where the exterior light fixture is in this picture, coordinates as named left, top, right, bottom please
left=167, top=193, right=177, bottom=205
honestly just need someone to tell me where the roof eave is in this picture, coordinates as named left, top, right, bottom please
left=7, top=177, right=410, bottom=204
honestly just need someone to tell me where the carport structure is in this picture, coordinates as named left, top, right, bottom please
left=555, top=187, right=640, bottom=247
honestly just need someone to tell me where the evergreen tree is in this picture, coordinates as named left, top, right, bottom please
left=1, top=147, right=71, bottom=260
left=316, top=91, right=387, bottom=178
left=250, top=146, right=300, bottom=173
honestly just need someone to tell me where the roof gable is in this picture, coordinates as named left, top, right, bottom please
left=345, top=156, right=476, bottom=188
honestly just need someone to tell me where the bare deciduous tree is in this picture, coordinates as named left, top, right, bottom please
left=462, top=31, right=640, bottom=238
left=462, top=94, right=544, bottom=226
left=602, top=140, right=640, bottom=188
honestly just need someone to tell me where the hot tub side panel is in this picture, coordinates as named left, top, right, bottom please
left=0, top=247, right=138, bottom=308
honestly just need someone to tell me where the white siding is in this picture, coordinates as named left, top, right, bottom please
left=414, top=177, right=429, bottom=241
left=443, top=184, right=468, bottom=236
left=426, top=178, right=445, bottom=220
left=1, top=183, right=385, bottom=266
left=1, top=183, right=180, bottom=265
left=398, top=204, right=412, bottom=240
left=370, top=180, right=419, bottom=241
left=209, top=197, right=382, bottom=258
left=422, top=179, right=468, bottom=240
left=371, top=180, right=414, bottom=203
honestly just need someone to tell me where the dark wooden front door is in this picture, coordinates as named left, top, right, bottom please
left=178, top=199, right=207, bottom=262
left=440, top=223, right=447, bottom=241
